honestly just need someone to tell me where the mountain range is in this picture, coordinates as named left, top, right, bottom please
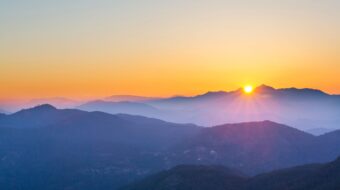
left=0, top=105, right=340, bottom=189
left=76, top=85, right=340, bottom=134
left=77, top=100, right=165, bottom=117
left=3, top=85, right=340, bottom=135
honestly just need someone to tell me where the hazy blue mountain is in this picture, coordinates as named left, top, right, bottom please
left=1, top=106, right=340, bottom=189
left=74, top=85, right=340, bottom=133
left=145, top=85, right=340, bottom=131
left=167, top=121, right=321, bottom=175
left=0, top=104, right=199, bottom=147
left=123, top=157, right=340, bottom=190
left=0, top=104, right=86, bottom=128
left=0, top=105, right=200, bottom=190
left=316, top=129, right=340, bottom=160
left=0, top=97, right=82, bottom=112
left=27, top=97, right=82, bottom=108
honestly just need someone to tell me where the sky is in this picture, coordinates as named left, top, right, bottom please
left=1, top=0, right=340, bottom=99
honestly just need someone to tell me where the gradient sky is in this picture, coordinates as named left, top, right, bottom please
left=1, top=0, right=339, bottom=99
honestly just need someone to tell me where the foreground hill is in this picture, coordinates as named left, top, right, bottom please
left=121, top=165, right=247, bottom=190
left=0, top=105, right=200, bottom=190
left=247, top=157, right=340, bottom=190
left=123, top=157, right=340, bottom=190
left=170, top=121, right=317, bottom=174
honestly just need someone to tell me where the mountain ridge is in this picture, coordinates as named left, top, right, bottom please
left=1, top=105, right=340, bottom=189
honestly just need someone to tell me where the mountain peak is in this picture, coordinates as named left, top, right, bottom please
left=255, top=85, right=276, bottom=93
left=278, top=87, right=327, bottom=96
left=30, top=104, right=57, bottom=111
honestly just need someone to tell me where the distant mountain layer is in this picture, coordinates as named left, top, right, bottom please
left=122, top=157, right=340, bottom=190
left=0, top=97, right=81, bottom=112
left=105, top=95, right=160, bottom=102
left=77, top=100, right=163, bottom=116
left=76, top=85, right=340, bottom=133
left=145, top=85, right=340, bottom=130
left=0, top=105, right=340, bottom=189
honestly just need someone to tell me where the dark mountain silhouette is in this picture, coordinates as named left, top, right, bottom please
left=121, top=165, right=247, bottom=190
left=123, top=157, right=340, bottom=190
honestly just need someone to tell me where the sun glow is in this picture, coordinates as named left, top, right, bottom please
left=243, top=85, right=254, bottom=94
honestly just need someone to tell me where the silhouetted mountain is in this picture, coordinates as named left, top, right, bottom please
left=149, top=91, right=231, bottom=106
left=254, top=84, right=328, bottom=97
left=255, top=84, right=276, bottom=93
left=123, top=157, right=340, bottom=190
left=121, top=165, right=247, bottom=190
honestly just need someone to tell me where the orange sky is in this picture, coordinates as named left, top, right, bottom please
left=1, top=1, right=339, bottom=99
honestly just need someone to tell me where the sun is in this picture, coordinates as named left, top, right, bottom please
left=243, top=85, right=254, bottom=94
